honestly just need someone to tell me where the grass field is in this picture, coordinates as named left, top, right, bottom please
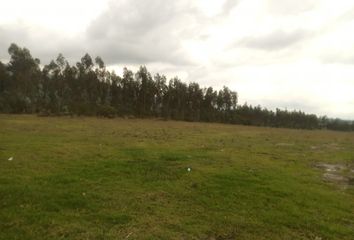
left=0, top=115, right=353, bottom=239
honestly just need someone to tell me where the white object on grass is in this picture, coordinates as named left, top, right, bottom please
left=187, top=167, right=191, bottom=172
left=8, top=157, right=13, bottom=161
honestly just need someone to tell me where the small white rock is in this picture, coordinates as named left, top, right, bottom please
left=8, top=157, right=13, bottom=161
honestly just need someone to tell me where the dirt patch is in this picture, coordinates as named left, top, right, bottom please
left=323, top=173, right=347, bottom=183
left=310, top=143, right=344, bottom=151
left=325, top=142, right=343, bottom=150
left=316, top=163, right=347, bottom=172
left=315, top=163, right=354, bottom=189
left=275, top=143, right=294, bottom=147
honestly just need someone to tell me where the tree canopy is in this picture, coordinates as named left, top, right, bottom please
left=0, top=43, right=352, bottom=131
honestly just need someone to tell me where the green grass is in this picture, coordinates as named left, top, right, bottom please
left=0, top=114, right=353, bottom=239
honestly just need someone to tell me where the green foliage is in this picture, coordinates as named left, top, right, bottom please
left=0, top=43, right=353, bottom=131
left=96, top=104, right=116, bottom=118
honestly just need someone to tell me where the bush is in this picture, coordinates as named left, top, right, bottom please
left=96, top=105, right=116, bottom=118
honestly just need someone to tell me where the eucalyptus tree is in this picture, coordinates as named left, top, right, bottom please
left=6, top=43, right=41, bottom=113
left=1, top=43, right=352, bottom=131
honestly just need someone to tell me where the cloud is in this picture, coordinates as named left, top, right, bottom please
left=238, top=30, right=310, bottom=51
left=265, top=0, right=317, bottom=15
left=0, top=0, right=209, bottom=66
left=0, top=24, right=85, bottom=64
left=0, top=0, right=354, bottom=118
left=221, top=0, right=239, bottom=15
left=0, top=25, right=28, bottom=61
left=84, top=0, right=202, bottom=65
left=246, top=97, right=322, bottom=113
left=321, top=52, right=354, bottom=65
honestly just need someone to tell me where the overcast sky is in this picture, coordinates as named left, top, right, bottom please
left=0, top=0, right=354, bottom=119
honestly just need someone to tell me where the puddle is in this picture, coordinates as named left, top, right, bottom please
left=316, top=163, right=346, bottom=172
left=323, top=173, right=347, bottom=182
left=315, top=163, right=354, bottom=189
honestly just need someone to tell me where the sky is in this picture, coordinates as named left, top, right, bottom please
left=0, top=0, right=353, bottom=119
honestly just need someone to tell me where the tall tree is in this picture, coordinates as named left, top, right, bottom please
left=0, top=43, right=352, bottom=131
left=6, top=43, right=41, bottom=113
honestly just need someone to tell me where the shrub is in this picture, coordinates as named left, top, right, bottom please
left=96, top=104, right=116, bottom=118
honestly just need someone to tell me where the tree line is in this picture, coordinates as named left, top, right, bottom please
left=0, top=43, right=353, bottom=131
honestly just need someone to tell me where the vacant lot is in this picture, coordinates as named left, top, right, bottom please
left=0, top=115, right=353, bottom=239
